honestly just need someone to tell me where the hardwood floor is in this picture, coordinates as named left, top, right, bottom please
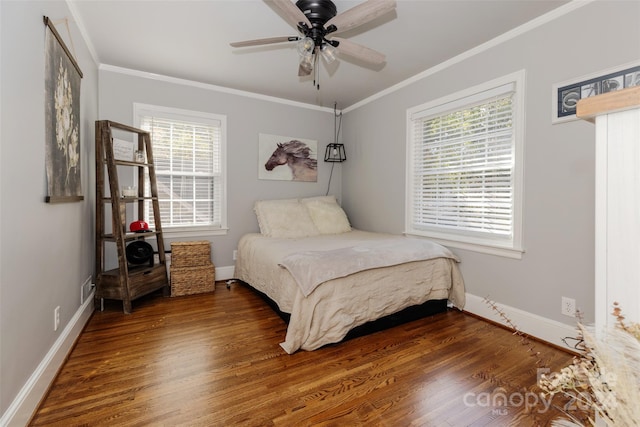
left=31, top=282, right=588, bottom=426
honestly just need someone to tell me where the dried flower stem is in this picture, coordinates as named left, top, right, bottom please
left=483, top=296, right=543, bottom=366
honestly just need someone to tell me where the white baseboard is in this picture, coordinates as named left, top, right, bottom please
left=0, top=292, right=95, bottom=427
left=463, top=293, right=578, bottom=351
left=215, top=265, right=235, bottom=281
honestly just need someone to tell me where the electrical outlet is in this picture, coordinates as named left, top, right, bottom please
left=561, top=297, right=576, bottom=317
left=233, top=250, right=237, bottom=261
left=54, top=306, right=60, bottom=331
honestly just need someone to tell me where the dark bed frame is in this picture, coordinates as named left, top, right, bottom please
left=235, top=280, right=448, bottom=344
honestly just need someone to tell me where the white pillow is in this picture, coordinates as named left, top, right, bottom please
left=254, top=198, right=320, bottom=238
left=301, top=196, right=351, bottom=234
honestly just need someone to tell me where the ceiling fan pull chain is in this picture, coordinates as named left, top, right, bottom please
left=314, top=53, right=320, bottom=90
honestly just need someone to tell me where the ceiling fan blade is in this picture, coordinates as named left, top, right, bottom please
left=265, top=0, right=312, bottom=30
left=326, top=0, right=396, bottom=35
left=230, top=36, right=299, bottom=48
left=333, top=37, right=386, bottom=65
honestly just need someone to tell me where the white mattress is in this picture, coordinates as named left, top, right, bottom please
left=235, top=230, right=465, bottom=353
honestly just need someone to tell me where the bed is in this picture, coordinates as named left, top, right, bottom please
left=234, top=196, right=465, bottom=353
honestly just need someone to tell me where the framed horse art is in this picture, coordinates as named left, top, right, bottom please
left=258, top=133, right=318, bottom=182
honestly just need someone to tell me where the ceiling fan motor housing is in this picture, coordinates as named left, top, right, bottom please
left=296, top=0, right=338, bottom=48
left=296, top=0, right=337, bottom=25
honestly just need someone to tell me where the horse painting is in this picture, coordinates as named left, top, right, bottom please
left=264, top=140, right=317, bottom=182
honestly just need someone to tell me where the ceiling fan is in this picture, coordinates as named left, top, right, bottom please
left=230, top=0, right=396, bottom=80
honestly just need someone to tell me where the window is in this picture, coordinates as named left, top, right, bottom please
left=406, top=71, right=524, bottom=258
left=134, top=103, right=227, bottom=236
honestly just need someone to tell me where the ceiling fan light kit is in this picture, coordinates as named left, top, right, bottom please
left=320, top=43, right=337, bottom=64
left=231, top=0, right=396, bottom=84
left=296, top=37, right=315, bottom=55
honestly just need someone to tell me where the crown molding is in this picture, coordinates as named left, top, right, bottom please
left=100, top=64, right=334, bottom=114
left=344, top=0, right=595, bottom=113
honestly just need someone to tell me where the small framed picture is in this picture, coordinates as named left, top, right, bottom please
left=552, top=61, right=640, bottom=124
left=113, top=138, right=134, bottom=161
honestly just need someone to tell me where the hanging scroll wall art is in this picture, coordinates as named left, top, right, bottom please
left=44, top=16, right=84, bottom=202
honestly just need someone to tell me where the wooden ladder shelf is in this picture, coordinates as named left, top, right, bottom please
left=95, top=120, right=169, bottom=314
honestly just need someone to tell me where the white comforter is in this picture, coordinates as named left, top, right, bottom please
left=279, top=238, right=459, bottom=297
left=235, top=230, right=465, bottom=353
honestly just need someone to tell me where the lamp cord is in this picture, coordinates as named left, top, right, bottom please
left=335, top=108, right=342, bottom=142
left=326, top=103, right=343, bottom=195
left=325, top=162, right=335, bottom=196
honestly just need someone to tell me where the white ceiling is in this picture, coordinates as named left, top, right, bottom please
left=70, top=0, right=569, bottom=109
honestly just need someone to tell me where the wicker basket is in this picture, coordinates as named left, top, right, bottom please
left=170, top=241, right=211, bottom=268
left=170, top=264, right=215, bottom=296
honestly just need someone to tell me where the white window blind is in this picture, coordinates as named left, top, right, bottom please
left=135, top=105, right=226, bottom=231
left=406, top=72, right=524, bottom=257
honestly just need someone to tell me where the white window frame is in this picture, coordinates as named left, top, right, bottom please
left=405, top=70, right=525, bottom=259
left=134, top=103, right=228, bottom=238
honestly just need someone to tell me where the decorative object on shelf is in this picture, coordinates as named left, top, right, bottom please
left=44, top=16, right=84, bottom=203
left=552, top=60, right=640, bottom=124
left=259, top=133, right=318, bottom=182
left=129, top=220, right=150, bottom=233
left=112, top=138, right=134, bottom=161
left=122, top=186, right=137, bottom=197
left=134, top=150, right=145, bottom=163
left=125, top=241, right=154, bottom=266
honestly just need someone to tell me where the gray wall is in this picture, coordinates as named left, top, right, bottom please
left=98, top=69, right=340, bottom=268
left=2, top=0, right=638, bottom=421
left=0, top=0, right=99, bottom=418
left=342, top=0, right=640, bottom=325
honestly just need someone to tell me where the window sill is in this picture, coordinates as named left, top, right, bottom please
left=161, top=227, right=228, bottom=239
left=404, top=231, right=524, bottom=259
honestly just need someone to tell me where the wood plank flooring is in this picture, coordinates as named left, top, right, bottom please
left=31, top=282, right=589, bottom=426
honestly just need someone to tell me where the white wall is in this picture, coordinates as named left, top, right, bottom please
left=0, top=0, right=99, bottom=424
left=342, top=0, right=640, bottom=327
left=97, top=68, right=341, bottom=271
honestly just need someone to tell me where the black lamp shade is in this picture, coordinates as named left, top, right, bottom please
left=324, top=143, right=346, bottom=162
